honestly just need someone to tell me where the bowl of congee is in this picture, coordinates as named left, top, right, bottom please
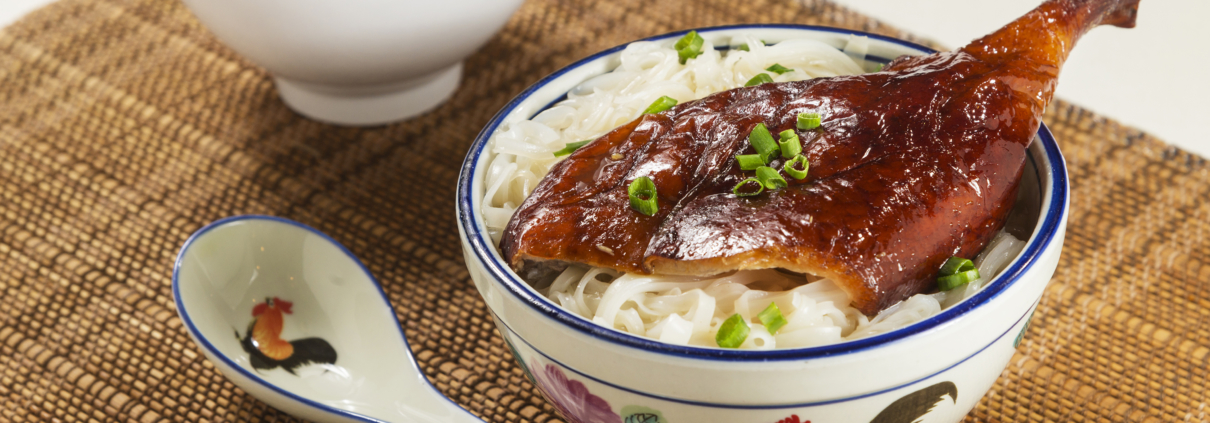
left=456, top=0, right=1135, bottom=419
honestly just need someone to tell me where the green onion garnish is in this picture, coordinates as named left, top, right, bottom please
left=744, top=73, right=774, bottom=87
left=733, top=177, right=764, bottom=197
left=715, top=313, right=750, bottom=348
left=553, top=140, right=591, bottom=157
left=756, top=166, right=787, bottom=190
left=675, top=31, right=705, bottom=64
left=938, top=269, right=980, bottom=291
left=643, top=96, right=678, bottom=114
left=736, top=154, right=765, bottom=171
left=778, top=129, right=801, bottom=158
left=748, top=123, right=778, bottom=162
left=874, top=63, right=885, bottom=72
left=757, top=303, right=787, bottom=335
left=628, top=176, right=658, bottom=216
left=784, top=154, right=809, bottom=180
left=797, top=112, right=822, bottom=130
left=765, top=64, right=791, bottom=75
left=937, top=256, right=979, bottom=291
left=939, top=257, right=975, bottom=276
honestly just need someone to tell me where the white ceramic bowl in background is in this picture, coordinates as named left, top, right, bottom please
left=181, top=0, right=524, bottom=126
left=457, top=25, right=1069, bottom=423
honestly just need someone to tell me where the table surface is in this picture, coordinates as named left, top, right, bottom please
left=5, top=0, right=1205, bottom=157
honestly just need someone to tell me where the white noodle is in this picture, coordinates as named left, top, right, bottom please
left=483, top=34, right=1027, bottom=349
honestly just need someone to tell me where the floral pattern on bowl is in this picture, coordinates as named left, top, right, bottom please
left=531, top=361, right=622, bottom=423
left=620, top=406, right=668, bottom=423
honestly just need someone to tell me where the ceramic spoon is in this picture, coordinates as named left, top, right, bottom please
left=172, top=215, right=483, bottom=423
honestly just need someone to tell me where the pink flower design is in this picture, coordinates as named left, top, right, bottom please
left=531, top=363, right=621, bottom=423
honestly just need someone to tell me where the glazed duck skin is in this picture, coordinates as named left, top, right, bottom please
left=500, top=0, right=1139, bottom=314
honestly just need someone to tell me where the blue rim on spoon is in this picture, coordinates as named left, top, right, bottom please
left=172, top=215, right=477, bottom=423
left=455, top=23, right=1070, bottom=361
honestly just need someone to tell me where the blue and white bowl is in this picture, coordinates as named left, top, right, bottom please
left=456, top=25, right=1068, bottom=423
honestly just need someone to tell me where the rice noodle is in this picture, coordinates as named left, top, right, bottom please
left=482, top=34, right=1027, bottom=349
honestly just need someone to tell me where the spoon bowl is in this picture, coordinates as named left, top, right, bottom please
left=173, top=215, right=480, bottom=422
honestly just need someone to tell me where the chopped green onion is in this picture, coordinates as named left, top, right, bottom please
left=784, top=154, right=809, bottom=180
left=778, top=129, right=801, bottom=158
left=748, top=123, right=778, bottom=162
left=797, top=112, right=822, bottom=130
left=628, top=176, right=658, bottom=216
left=675, top=31, right=705, bottom=64
left=757, top=303, right=787, bottom=335
left=744, top=73, right=774, bottom=87
left=765, top=63, right=792, bottom=75
left=938, top=269, right=980, bottom=291
left=938, top=257, right=976, bottom=276
left=736, top=154, right=765, bottom=171
left=643, top=96, right=678, bottom=114
left=874, top=63, right=885, bottom=72
left=553, top=140, right=591, bottom=157
left=756, top=166, right=787, bottom=190
left=938, top=256, right=979, bottom=291
left=733, top=177, right=764, bottom=197
left=715, top=313, right=749, bottom=348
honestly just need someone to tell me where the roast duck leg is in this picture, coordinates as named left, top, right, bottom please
left=500, top=0, right=1139, bottom=314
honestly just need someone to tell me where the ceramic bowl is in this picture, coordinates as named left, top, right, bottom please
left=180, top=0, right=524, bottom=126
left=456, top=25, right=1069, bottom=423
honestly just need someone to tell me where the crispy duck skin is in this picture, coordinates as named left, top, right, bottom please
left=500, top=0, right=1139, bottom=314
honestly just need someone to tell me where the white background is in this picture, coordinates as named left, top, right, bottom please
left=3, top=0, right=1206, bottom=158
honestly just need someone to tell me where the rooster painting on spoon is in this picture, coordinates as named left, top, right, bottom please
left=236, top=296, right=338, bottom=374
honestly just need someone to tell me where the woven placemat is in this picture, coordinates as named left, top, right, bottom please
left=0, top=0, right=1206, bottom=421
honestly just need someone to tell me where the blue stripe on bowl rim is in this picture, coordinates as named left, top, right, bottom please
left=493, top=299, right=1039, bottom=409
left=171, top=215, right=477, bottom=423
left=457, top=23, right=1069, bottom=362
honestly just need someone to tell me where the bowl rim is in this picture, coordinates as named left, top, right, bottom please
left=456, top=23, right=1069, bottom=361
left=171, top=215, right=472, bottom=423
